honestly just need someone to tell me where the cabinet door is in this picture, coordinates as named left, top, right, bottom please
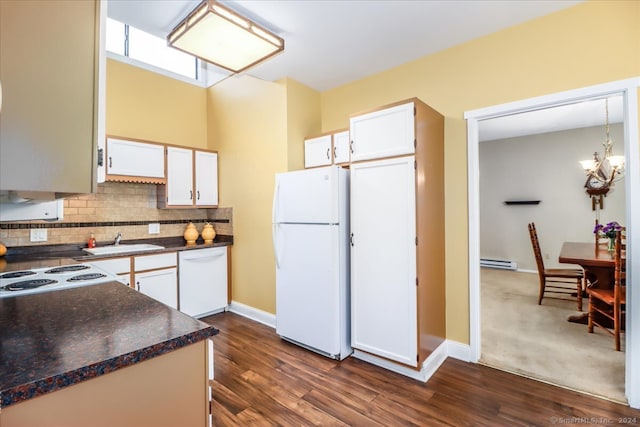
left=0, top=0, right=98, bottom=195
left=304, top=135, right=332, bottom=168
left=166, top=146, right=194, bottom=206
left=350, top=156, right=417, bottom=366
left=179, top=247, right=228, bottom=318
left=350, top=102, right=415, bottom=162
left=332, top=131, right=351, bottom=165
left=135, top=268, right=178, bottom=309
left=106, top=138, right=165, bottom=179
left=194, top=151, right=218, bottom=207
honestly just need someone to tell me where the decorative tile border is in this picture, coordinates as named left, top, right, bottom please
left=0, top=218, right=229, bottom=230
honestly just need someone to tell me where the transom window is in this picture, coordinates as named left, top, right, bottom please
left=106, top=18, right=199, bottom=81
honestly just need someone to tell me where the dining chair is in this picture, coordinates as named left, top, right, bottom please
left=588, top=228, right=626, bottom=351
left=528, top=222, right=585, bottom=310
left=595, top=219, right=607, bottom=248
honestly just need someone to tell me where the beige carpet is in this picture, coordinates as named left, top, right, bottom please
left=480, top=268, right=626, bottom=403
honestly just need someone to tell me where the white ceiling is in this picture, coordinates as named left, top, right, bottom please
left=107, top=0, right=623, bottom=139
left=107, top=0, right=583, bottom=92
left=478, top=95, right=624, bottom=142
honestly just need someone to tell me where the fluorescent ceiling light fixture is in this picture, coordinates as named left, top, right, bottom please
left=167, top=0, right=284, bottom=74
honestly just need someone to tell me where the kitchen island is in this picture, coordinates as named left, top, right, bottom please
left=0, top=281, right=217, bottom=427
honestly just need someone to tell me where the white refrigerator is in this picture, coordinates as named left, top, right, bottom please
left=272, top=165, right=352, bottom=360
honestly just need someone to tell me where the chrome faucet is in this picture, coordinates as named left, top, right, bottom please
left=114, top=232, right=122, bottom=245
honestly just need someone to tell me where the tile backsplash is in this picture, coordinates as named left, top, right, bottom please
left=0, top=182, right=232, bottom=247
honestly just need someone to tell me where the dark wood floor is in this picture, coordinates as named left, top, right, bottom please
left=202, top=312, right=640, bottom=426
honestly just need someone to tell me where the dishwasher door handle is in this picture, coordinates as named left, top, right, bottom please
left=180, top=249, right=225, bottom=262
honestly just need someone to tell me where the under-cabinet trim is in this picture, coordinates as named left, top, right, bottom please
left=0, top=218, right=229, bottom=230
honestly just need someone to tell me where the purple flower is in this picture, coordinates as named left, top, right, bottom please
left=595, top=221, right=622, bottom=239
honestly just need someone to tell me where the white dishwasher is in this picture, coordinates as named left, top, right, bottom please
left=178, top=246, right=228, bottom=318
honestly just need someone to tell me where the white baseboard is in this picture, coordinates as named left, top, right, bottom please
left=226, top=303, right=475, bottom=379
left=227, top=300, right=276, bottom=328
left=446, top=340, right=472, bottom=362
left=352, top=341, right=448, bottom=382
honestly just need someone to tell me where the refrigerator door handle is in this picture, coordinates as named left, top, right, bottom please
left=272, top=178, right=280, bottom=224
left=272, top=179, right=281, bottom=269
left=273, top=223, right=281, bottom=269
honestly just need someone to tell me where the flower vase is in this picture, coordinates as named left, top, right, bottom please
left=608, top=237, right=615, bottom=252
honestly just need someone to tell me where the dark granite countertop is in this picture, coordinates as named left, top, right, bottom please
left=1, top=235, right=233, bottom=272
left=0, top=281, right=218, bottom=408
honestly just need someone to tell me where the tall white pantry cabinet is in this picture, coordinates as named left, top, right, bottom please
left=349, top=99, right=446, bottom=372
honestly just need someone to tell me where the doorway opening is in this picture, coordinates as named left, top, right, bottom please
left=465, top=78, right=640, bottom=408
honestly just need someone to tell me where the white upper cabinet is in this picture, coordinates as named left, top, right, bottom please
left=194, top=151, right=219, bottom=206
left=166, top=146, right=194, bottom=206
left=304, top=130, right=350, bottom=168
left=332, top=130, right=351, bottom=165
left=304, top=135, right=332, bottom=168
left=0, top=0, right=102, bottom=196
left=159, top=147, right=218, bottom=208
left=106, top=137, right=165, bottom=182
left=349, top=102, right=415, bottom=162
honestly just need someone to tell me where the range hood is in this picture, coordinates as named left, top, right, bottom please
left=0, top=196, right=64, bottom=222
left=0, top=190, right=62, bottom=204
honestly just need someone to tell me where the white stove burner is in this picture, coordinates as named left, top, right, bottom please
left=0, top=264, right=122, bottom=298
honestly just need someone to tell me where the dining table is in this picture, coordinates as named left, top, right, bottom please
left=558, top=241, right=623, bottom=324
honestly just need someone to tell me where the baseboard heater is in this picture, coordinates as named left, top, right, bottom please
left=480, top=258, right=517, bottom=270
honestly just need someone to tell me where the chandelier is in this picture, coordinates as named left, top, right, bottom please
left=579, top=98, right=625, bottom=210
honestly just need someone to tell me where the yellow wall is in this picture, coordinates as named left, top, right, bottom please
left=281, top=77, right=322, bottom=171
left=106, top=59, right=207, bottom=147
left=207, top=75, right=287, bottom=313
left=105, top=0, right=639, bottom=340
left=206, top=77, right=320, bottom=313
left=321, top=0, right=640, bottom=343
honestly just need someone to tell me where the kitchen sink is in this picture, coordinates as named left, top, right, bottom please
left=83, top=244, right=165, bottom=256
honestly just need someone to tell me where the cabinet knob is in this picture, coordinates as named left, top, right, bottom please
left=350, top=233, right=354, bottom=247
left=350, top=140, right=354, bottom=154
left=326, top=148, right=330, bottom=160
left=333, top=146, right=337, bottom=159
left=197, top=190, right=200, bottom=200
left=109, top=156, right=112, bottom=168
left=189, top=190, right=193, bottom=200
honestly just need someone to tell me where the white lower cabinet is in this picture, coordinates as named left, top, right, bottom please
left=179, top=247, right=228, bottom=318
left=90, top=247, right=228, bottom=317
left=350, top=156, right=418, bottom=367
left=133, top=252, right=178, bottom=309
left=135, top=268, right=178, bottom=309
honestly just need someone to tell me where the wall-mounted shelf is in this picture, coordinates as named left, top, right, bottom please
left=504, top=200, right=541, bottom=205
